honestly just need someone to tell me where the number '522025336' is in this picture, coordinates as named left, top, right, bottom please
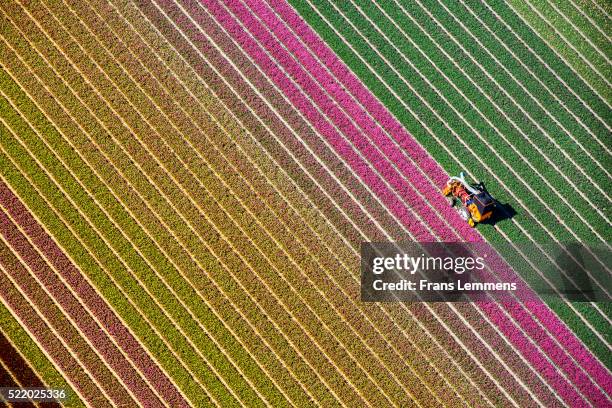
left=1, top=387, right=67, bottom=402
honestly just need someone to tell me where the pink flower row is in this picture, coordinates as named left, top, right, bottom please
left=201, top=0, right=609, bottom=404
left=153, top=0, right=520, bottom=404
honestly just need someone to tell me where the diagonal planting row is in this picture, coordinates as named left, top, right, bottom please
left=0, top=23, right=338, bottom=408
left=0, top=330, right=53, bottom=403
left=302, top=0, right=612, bottom=362
left=334, top=0, right=612, bottom=334
left=160, top=0, right=604, bottom=404
left=192, top=1, right=560, bottom=404
left=0, top=14, right=284, bottom=408
left=435, top=0, right=611, bottom=219
left=17, top=1, right=344, bottom=404
left=394, top=0, right=612, bottom=350
left=0, top=191, right=160, bottom=407
left=204, top=0, right=610, bottom=405
left=71, top=1, right=449, bottom=406
left=284, top=0, right=612, bottom=388
left=231, top=0, right=612, bottom=398
left=89, top=0, right=556, bottom=404
left=0, top=30, right=221, bottom=408
left=2, top=2, right=406, bottom=404
left=0, top=344, right=23, bottom=404
left=424, top=0, right=605, bottom=348
left=0, top=206, right=138, bottom=407
left=463, top=1, right=611, bottom=163
left=0, top=292, right=82, bottom=407
left=133, top=0, right=556, bottom=404
left=552, top=0, right=612, bottom=56
left=142, top=0, right=512, bottom=404
left=387, top=0, right=612, bottom=227
left=558, top=0, right=612, bottom=63
left=39, top=0, right=524, bottom=404
left=323, top=0, right=610, bottom=246
left=0, top=179, right=188, bottom=408
left=0, top=236, right=110, bottom=407
left=0, top=61, right=234, bottom=405
left=105, top=0, right=520, bottom=404
left=0, top=314, right=62, bottom=408
left=290, top=0, right=612, bottom=368
left=506, top=0, right=612, bottom=103
left=486, top=0, right=611, bottom=131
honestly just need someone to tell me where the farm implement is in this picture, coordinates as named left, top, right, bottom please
left=442, top=172, right=495, bottom=227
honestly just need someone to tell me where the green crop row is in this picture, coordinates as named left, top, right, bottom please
left=470, top=2, right=611, bottom=133
left=117, top=3, right=495, bottom=405
left=289, top=0, right=611, bottom=367
left=418, top=0, right=610, bottom=191
left=306, top=0, right=608, bottom=253
left=188, top=1, right=612, bottom=402
left=337, top=0, right=609, bottom=241
left=487, top=1, right=611, bottom=128
left=506, top=0, right=611, bottom=104
left=544, top=0, right=611, bottom=57
left=406, top=0, right=609, bottom=342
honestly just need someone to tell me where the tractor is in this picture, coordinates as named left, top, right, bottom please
left=442, top=172, right=495, bottom=227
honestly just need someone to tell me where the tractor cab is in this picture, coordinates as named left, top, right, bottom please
left=442, top=173, right=496, bottom=227
left=466, top=190, right=495, bottom=223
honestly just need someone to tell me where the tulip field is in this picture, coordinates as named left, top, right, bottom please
left=0, top=0, right=610, bottom=406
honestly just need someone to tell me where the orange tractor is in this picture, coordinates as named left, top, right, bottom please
left=442, top=172, right=495, bottom=227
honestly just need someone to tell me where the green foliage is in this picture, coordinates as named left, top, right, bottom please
left=290, top=0, right=612, bottom=368
left=505, top=0, right=612, bottom=103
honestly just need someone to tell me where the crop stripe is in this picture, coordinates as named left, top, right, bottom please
left=224, top=0, right=608, bottom=402
left=290, top=0, right=612, bottom=375
left=0, top=178, right=188, bottom=408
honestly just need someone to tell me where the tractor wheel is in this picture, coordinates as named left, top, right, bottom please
left=446, top=196, right=455, bottom=207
